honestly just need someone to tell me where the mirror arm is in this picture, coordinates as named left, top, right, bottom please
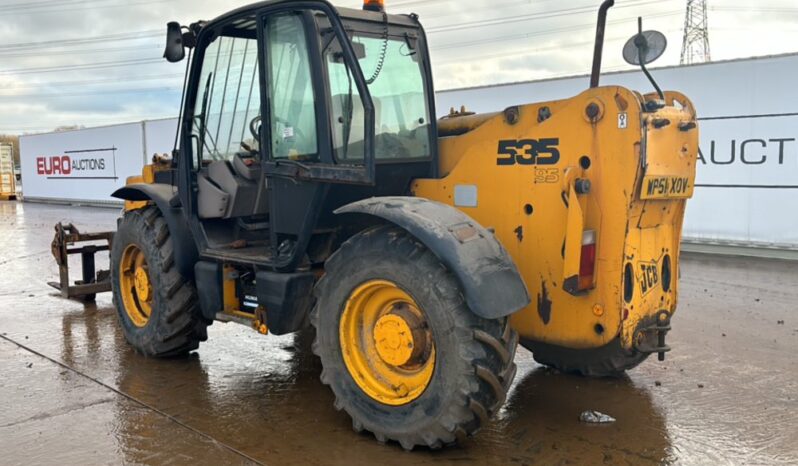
left=636, top=17, right=665, bottom=101
left=590, top=0, right=615, bottom=88
left=638, top=54, right=665, bottom=101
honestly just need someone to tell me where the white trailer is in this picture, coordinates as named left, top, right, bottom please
left=437, top=53, right=798, bottom=251
left=19, top=118, right=177, bottom=205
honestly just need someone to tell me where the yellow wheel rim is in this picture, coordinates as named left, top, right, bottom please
left=340, top=279, right=435, bottom=406
left=119, top=244, right=152, bottom=327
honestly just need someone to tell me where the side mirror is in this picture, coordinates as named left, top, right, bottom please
left=623, top=18, right=666, bottom=101
left=163, top=22, right=186, bottom=63
left=622, top=29, right=667, bottom=66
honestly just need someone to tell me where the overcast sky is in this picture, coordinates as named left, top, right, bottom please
left=0, top=0, right=796, bottom=134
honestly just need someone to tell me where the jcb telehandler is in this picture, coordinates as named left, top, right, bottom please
left=99, top=0, right=697, bottom=449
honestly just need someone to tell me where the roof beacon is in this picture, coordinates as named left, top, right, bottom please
left=363, top=0, right=385, bottom=12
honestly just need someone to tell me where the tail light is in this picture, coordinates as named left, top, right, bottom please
left=578, top=230, right=596, bottom=290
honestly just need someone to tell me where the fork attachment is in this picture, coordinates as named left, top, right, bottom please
left=49, top=222, right=114, bottom=301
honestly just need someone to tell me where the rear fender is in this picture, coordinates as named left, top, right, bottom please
left=112, top=183, right=198, bottom=279
left=336, top=196, right=530, bottom=319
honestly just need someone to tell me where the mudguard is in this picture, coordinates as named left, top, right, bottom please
left=111, top=183, right=198, bottom=279
left=336, top=196, right=530, bottom=319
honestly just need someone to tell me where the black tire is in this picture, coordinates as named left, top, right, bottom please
left=111, top=206, right=210, bottom=357
left=311, top=225, right=518, bottom=450
left=522, top=337, right=649, bottom=377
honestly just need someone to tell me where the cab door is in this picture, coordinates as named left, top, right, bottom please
left=258, top=5, right=379, bottom=271
left=260, top=7, right=376, bottom=185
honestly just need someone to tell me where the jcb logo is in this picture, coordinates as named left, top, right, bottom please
left=497, top=138, right=560, bottom=166
left=639, top=261, right=659, bottom=295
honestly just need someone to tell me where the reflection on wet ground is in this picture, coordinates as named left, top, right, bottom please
left=1, top=201, right=796, bottom=465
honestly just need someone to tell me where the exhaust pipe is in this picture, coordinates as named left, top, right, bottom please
left=590, top=0, right=615, bottom=88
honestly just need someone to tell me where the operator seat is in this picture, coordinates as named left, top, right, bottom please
left=197, top=154, right=268, bottom=219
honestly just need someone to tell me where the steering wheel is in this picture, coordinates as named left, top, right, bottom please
left=250, top=114, right=307, bottom=141
left=248, top=115, right=311, bottom=158
left=249, top=115, right=261, bottom=141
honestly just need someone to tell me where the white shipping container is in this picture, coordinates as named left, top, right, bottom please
left=19, top=120, right=176, bottom=205
left=436, top=53, right=798, bottom=249
left=0, top=143, right=15, bottom=197
left=144, top=118, right=180, bottom=159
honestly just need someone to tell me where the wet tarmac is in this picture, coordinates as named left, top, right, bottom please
left=1, top=200, right=796, bottom=465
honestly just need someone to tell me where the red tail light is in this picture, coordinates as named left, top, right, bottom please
left=579, top=230, right=596, bottom=290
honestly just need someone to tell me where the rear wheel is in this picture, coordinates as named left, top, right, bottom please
left=311, top=225, right=518, bottom=450
left=111, top=206, right=209, bottom=357
left=522, top=338, right=649, bottom=377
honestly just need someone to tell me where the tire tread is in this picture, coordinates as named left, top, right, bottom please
left=311, top=225, right=519, bottom=450
left=111, top=206, right=208, bottom=357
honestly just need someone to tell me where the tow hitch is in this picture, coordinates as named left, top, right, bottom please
left=49, top=222, right=114, bottom=301
left=634, top=310, right=672, bottom=361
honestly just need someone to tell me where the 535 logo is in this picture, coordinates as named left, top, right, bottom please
left=497, top=138, right=560, bottom=166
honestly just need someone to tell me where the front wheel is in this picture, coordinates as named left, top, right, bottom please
left=311, top=225, right=518, bottom=450
left=111, top=206, right=210, bottom=357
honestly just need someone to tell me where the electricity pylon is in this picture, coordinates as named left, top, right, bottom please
left=680, top=0, right=711, bottom=65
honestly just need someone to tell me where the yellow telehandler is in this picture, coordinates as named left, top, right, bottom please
left=55, top=0, right=698, bottom=450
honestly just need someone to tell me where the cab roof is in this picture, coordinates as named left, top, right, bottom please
left=200, top=0, right=421, bottom=33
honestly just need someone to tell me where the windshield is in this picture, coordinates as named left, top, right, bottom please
left=325, top=29, right=431, bottom=161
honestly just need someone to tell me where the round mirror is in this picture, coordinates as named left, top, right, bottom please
left=622, top=30, right=667, bottom=65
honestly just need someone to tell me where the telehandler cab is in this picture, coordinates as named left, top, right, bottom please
left=71, top=0, right=698, bottom=449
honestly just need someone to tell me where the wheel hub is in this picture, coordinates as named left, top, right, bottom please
left=134, top=267, right=151, bottom=302
left=373, top=305, right=427, bottom=367
left=119, top=243, right=152, bottom=327
left=339, top=280, right=435, bottom=406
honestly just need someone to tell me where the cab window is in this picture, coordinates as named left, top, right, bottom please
left=266, top=13, right=319, bottom=160
left=191, top=18, right=260, bottom=166
left=325, top=29, right=431, bottom=162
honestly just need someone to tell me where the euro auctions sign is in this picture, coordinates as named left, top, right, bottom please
left=35, top=148, right=118, bottom=180
left=18, top=121, right=160, bottom=204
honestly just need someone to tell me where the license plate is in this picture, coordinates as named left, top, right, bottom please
left=641, top=175, right=693, bottom=199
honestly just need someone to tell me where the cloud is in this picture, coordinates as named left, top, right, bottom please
left=45, top=96, right=127, bottom=113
